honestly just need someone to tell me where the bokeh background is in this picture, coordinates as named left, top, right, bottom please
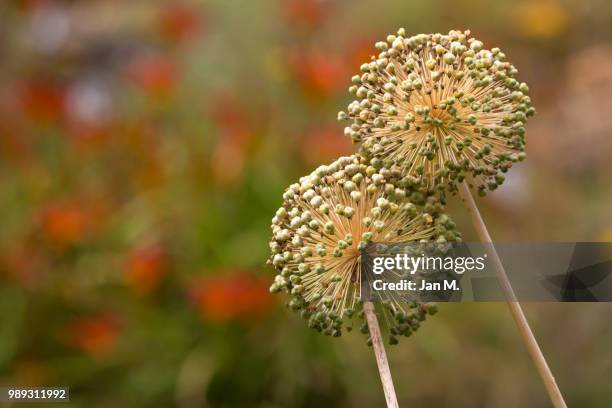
left=0, top=0, right=611, bottom=407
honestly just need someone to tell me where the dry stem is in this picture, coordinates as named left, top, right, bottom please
left=363, top=300, right=399, bottom=408
left=457, top=181, right=566, bottom=408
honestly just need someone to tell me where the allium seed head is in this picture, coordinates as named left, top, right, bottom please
left=339, top=29, right=535, bottom=196
left=268, top=155, right=460, bottom=341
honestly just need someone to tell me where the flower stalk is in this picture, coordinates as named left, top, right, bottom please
left=458, top=181, right=566, bottom=408
left=363, top=300, right=399, bottom=408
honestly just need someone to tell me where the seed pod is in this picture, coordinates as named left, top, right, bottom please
left=269, top=155, right=460, bottom=341
left=338, top=29, right=535, bottom=195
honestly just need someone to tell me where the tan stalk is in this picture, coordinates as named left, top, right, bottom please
left=363, top=300, right=399, bottom=408
left=457, top=181, right=566, bottom=408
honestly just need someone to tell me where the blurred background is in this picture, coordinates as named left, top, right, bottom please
left=0, top=0, right=611, bottom=407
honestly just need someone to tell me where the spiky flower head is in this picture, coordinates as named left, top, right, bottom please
left=339, top=29, right=535, bottom=196
left=268, top=155, right=460, bottom=344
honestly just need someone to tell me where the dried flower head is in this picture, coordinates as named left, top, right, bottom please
left=268, top=155, right=459, bottom=343
left=339, top=29, right=535, bottom=195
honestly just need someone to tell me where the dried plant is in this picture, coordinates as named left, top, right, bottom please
left=270, top=28, right=566, bottom=408
left=268, top=155, right=461, bottom=407
left=268, top=155, right=458, bottom=343
left=338, top=29, right=535, bottom=196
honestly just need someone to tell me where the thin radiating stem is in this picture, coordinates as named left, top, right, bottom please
left=363, top=301, right=399, bottom=408
left=457, top=181, right=567, bottom=408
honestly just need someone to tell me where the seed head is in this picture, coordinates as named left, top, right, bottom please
left=268, top=155, right=460, bottom=341
left=339, top=29, right=535, bottom=196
